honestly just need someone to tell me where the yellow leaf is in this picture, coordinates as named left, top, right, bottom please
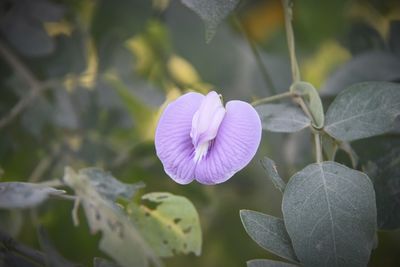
left=167, top=55, right=200, bottom=86
left=302, top=41, right=350, bottom=88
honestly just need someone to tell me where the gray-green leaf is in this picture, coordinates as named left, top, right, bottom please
left=290, top=81, right=324, bottom=128
left=127, top=192, right=202, bottom=257
left=261, top=157, right=286, bottom=193
left=247, top=259, right=299, bottom=267
left=240, top=210, right=298, bottom=263
left=325, top=82, right=400, bottom=141
left=181, top=0, right=240, bottom=42
left=0, top=182, right=64, bottom=209
left=256, top=104, right=311, bottom=133
left=282, top=161, right=377, bottom=267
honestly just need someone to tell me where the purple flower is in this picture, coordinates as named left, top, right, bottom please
left=155, top=91, right=262, bottom=185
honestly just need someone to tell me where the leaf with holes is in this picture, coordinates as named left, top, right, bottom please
left=290, top=81, right=324, bottom=128
left=325, top=82, right=400, bottom=141
left=255, top=104, right=310, bottom=133
left=282, top=161, right=377, bottom=267
left=127, top=192, right=202, bottom=257
left=240, top=210, right=298, bottom=263
left=181, top=0, right=240, bottom=42
left=247, top=259, right=299, bottom=267
left=0, top=182, right=64, bottom=209
left=79, top=168, right=145, bottom=201
left=63, top=167, right=162, bottom=267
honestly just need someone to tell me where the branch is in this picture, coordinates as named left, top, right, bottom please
left=0, top=41, right=59, bottom=130
left=251, top=91, right=294, bottom=106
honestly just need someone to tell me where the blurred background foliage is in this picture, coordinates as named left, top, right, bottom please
left=0, top=0, right=400, bottom=266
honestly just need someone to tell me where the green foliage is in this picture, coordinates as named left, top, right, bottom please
left=256, top=104, right=310, bottom=133
left=325, top=82, right=400, bottom=141
left=240, top=210, right=298, bottom=263
left=1, top=0, right=400, bottom=266
left=282, top=162, right=377, bottom=266
left=127, top=192, right=202, bottom=257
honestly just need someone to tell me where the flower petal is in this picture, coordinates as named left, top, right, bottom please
left=155, top=92, right=204, bottom=184
left=195, top=100, right=262, bottom=184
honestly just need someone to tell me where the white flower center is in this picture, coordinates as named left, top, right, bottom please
left=190, top=91, right=225, bottom=162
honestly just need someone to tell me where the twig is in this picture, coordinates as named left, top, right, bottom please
left=72, top=197, right=81, bottom=226
left=0, top=41, right=41, bottom=90
left=251, top=91, right=294, bottom=106
left=282, top=0, right=300, bottom=82
left=38, top=179, right=65, bottom=188
left=295, top=96, right=313, bottom=121
left=233, top=14, right=276, bottom=94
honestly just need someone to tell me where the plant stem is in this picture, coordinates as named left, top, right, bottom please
left=295, top=96, right=313, bottom=120
left=314, top=131, right=323, bottom=163
left=233, top=15, right=276, bottom=95
left=251, top=91, right=293, bottom=106
left=282, top=0, right=300, bottom=83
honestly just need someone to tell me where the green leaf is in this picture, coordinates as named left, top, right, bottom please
left=261, top=157, right=286, bottom=193
left=240, top=210, right=298, bottom=263
left=290, top=81, right=324, bottom=128
left=63, top=167, right=162, bottom=267
left=247, top=259, right=299, bottom=267
left=353, top=136, right=400, bottom=230
left=322, top=51, right=400, bottom=96
left=255, top=104, right=310, bottom=133
left=127, top=192, right=202, bottom=257
left=325, top=82, right=400, bottom=141
left=0, top=182, right=64, bottom=209
left=79, top=168, right=145, bottom=201
left=282, top=161, right=377, bottom=267
left=181, top=0, right=240, bottom=43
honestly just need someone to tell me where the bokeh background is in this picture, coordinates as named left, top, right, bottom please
left=1, top=0, right=400, bottom=266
